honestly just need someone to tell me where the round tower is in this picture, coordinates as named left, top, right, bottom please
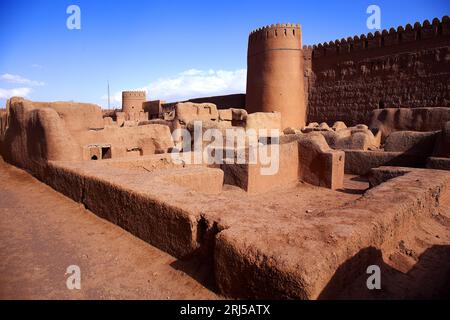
left=122, top=91, right=146, bottom=114
left=246, top=23, right=306, bottom=129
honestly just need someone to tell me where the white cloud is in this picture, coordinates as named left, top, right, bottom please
left=31, top=64, right=44, bottom=69
left=1, top=73, right=45, bottom=86
left=102, top=68, right=246, bottom=106
left=0, top=87, right=32, bottom=99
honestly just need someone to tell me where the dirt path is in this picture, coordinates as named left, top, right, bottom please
left=0, top=159, right=218, bottom=300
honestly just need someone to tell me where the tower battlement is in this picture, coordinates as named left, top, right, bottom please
left=122, top=91, right=146, bottom=98
left=248, top=23, right=302, bottom=57
left=249, top=23, right=301, bottom=39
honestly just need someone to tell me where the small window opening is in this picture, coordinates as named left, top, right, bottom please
left=102, top=147, right=112, bottom=159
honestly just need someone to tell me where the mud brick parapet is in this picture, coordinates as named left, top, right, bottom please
left=306, top=16, right=450, bottom=126
left=310, top=17, right=449, bottom=60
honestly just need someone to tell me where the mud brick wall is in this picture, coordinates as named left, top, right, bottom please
left=186, top=93, right=246, bottom=109
left=305, top=17, right=450, bottom=126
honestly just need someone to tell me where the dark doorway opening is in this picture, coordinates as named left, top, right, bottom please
left=102, top=146, right=112, bottom=159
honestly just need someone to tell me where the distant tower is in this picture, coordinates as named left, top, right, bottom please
left=121, top=91, right=146, bottom=114
left=246, top=23, right=306, bottom=129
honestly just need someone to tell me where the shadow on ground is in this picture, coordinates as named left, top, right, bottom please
left=319, top=245, right=450, bottom=299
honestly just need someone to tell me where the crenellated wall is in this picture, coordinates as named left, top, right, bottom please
left=306, top=16, right=450, bottom=126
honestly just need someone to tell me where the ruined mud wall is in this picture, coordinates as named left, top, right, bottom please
left=186, top=93, right=246, bottom=109
left=306, top=17, right=450, bottom=126
left=163, top=94, right=246, bottom=111
left=31, top=101, right=104, bottom=132
left=0, top=109, right=7, bottom=154
left=2, top=98, right=81, bottom=170
left=2, top=98, right=175, bottom=169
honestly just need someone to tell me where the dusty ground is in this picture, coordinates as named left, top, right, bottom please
left=0, top=159, right=218, bottom=300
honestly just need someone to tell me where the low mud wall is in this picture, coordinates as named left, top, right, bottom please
left=344, top=150, right=427, bottom=175
left=36, top=161, right=204, bottom=259
left=214, top=169, right=450, bottom=299
left=427, top=157, right=450, bottom=171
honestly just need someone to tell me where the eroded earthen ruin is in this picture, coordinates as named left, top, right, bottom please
left=1, top=16, right=450, bottom=299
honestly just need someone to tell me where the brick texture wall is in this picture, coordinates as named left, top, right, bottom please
left=306, top=17, right=450, bottom=126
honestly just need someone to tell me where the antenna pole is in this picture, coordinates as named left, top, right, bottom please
left=107, top=80, right=111, bottom=109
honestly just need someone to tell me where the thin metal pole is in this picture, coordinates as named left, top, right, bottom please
left=107, top=80, right=111, bottom=109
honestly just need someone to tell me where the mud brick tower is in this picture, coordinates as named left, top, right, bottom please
left=122, top=91, right=146, bottom=114
left=246, top=23, right=307, bottom=129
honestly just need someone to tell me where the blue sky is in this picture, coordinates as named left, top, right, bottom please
left=0, top=0, right=448, bottom=108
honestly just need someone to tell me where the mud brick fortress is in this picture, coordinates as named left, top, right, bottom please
left=1, top=16, right=450, bottom=299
